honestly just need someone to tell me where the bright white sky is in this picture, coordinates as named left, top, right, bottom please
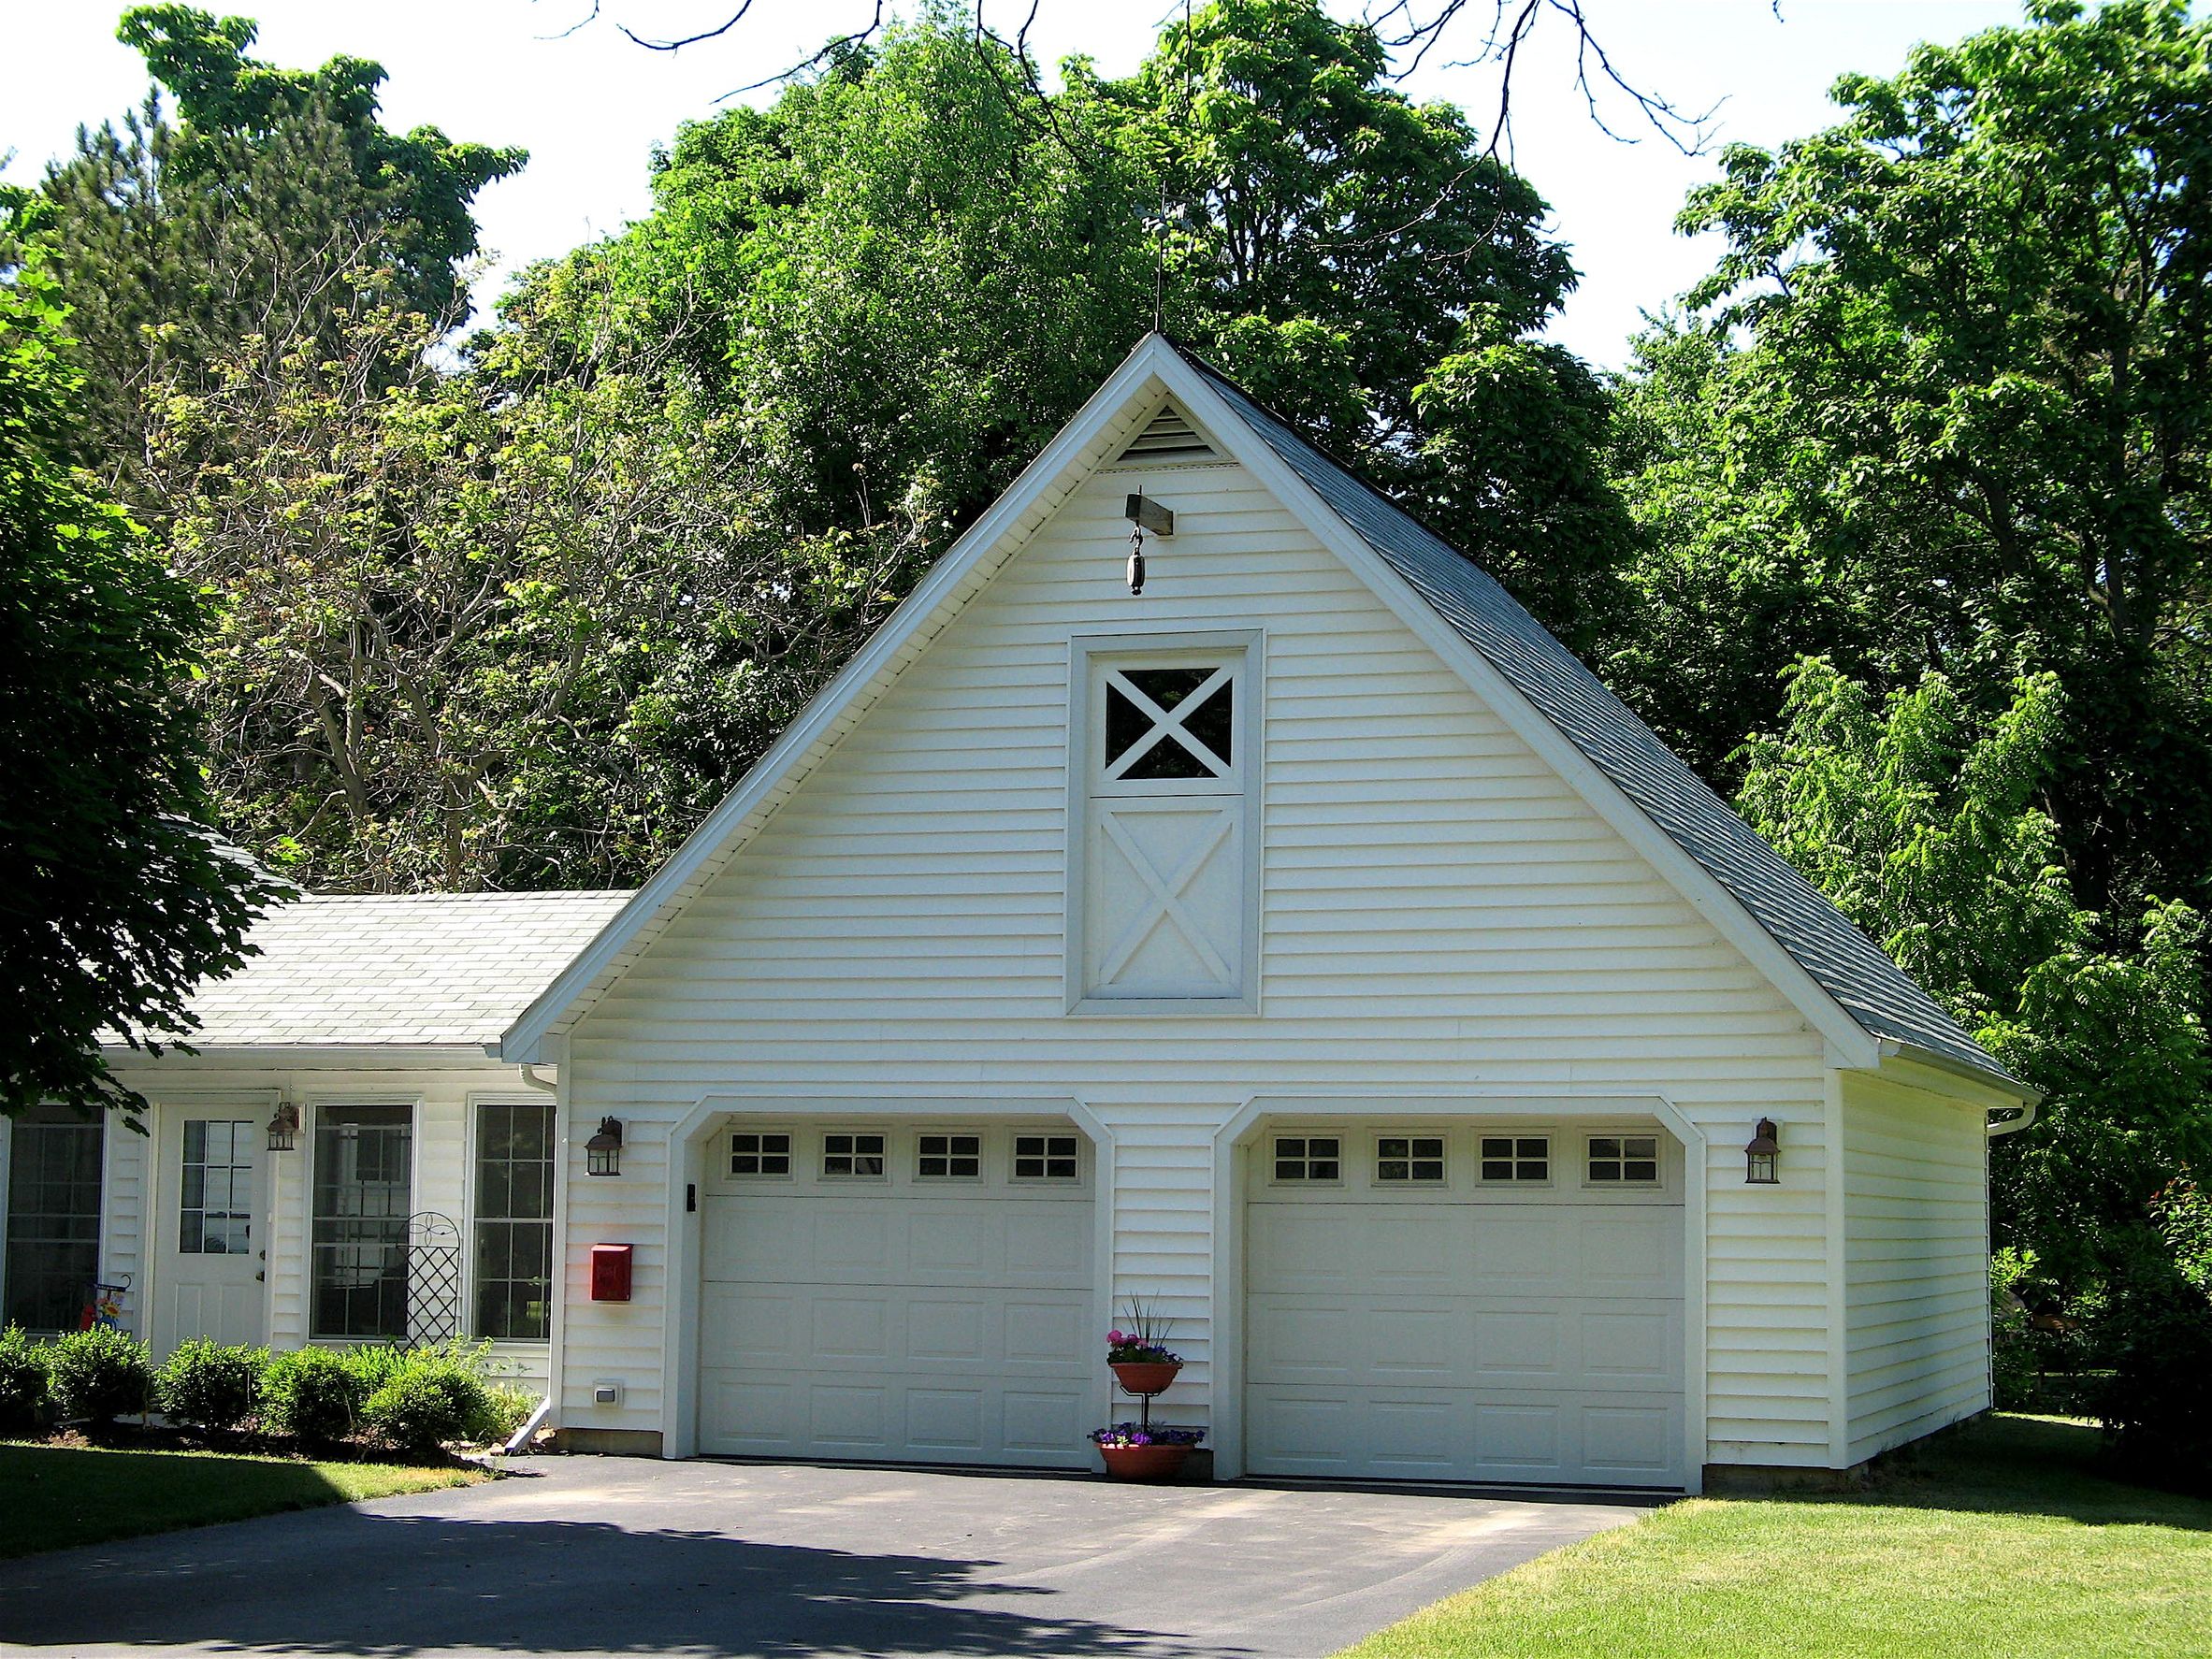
left=2, top=0, right=2027, bottom=367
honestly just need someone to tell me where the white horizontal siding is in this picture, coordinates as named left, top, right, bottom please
left=1842, top=1071, right=1989, bottom=1463
left=561, top=460, right=1832, bottom=1463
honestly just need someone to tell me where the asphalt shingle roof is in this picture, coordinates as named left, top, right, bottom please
left=1187, top=351, right=2011, bottom=1086
left=164, top=890, right=632, bottom=1049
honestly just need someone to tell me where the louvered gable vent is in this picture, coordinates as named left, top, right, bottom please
left=1116, top=403, right=1216, bottom=464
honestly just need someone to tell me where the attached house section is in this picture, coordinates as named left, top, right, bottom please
left=1, top=891, right=629, bottom=1396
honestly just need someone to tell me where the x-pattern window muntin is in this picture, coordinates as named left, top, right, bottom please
left=1274, top=1135, right=1341, bottom=1183
left=821, top=1132, right=886, bottom=1178
left=1377, top=1134, right=1446, bottom=1184
left=917, top=1132, right=982, bottom=1179
left=1480, top=1136, right=1550, bottom=1183
left=730, top=1132, right=792, bottom=1177
left=1012, top=1133, right=1079, bottom=1181
left=1101, top=664, right=1235, bottom=786
left=1588, top=1134, right=1661, bottom=1185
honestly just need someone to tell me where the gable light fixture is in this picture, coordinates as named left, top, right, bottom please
left=1124, top=493, right=1174, bottom=595
left=1744, top=1118, right=1780, bottom=1185
left=265, top=1100, right=299, bottom=1153
left=586, top=1116, right=625, bottom=1177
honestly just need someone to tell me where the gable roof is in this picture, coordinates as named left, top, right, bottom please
left=1183, top=356, right=2010, bottom=1087
left=502, top=334, right=2016, bottom=1093
left=128, top=890, right=631, bottom=1051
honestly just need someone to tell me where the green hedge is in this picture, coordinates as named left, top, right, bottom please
left=2, top=1328, right=537, bottom=1458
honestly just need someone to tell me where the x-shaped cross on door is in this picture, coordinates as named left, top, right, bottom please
left=1094, top=806, right=1237, bottom=986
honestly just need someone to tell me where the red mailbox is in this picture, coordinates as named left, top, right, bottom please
left=589, top=1243, right=633, bottom=1303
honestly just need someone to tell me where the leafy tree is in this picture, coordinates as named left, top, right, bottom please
left=0, top=266, right=274, bottom=1117
left=150, top=279, right=895, bottom=892
left=1613, top=0, right=2212, bottom=928
left=7, top=8, right=523, bottom=497
left=1735, top=658, right=2211, bottom=1284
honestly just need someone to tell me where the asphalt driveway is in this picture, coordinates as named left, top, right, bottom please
left=0, top=1456, right=1649, bottom=1658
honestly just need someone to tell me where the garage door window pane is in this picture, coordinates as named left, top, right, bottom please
left=917, top=1133, right=981, bottom=1180
left=731, top=1132, right=791, bottom=1177
left=1588, top=1135, right=1661, bottom=1185
left=1480, top=1136, right=1549, bottom=1182
left=1377, top=1135, right=1445, bottom=1184
left=1013, top=1134, right=1078, bottom=1180
left=823, top=1133, right=885, bottom=1178
left=1273, top=1136, right=1340, bottom=1182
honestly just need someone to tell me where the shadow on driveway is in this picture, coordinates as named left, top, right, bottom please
left=0, top=1506, right=1236, bottom=1658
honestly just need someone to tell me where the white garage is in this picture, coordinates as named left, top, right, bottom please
left=696, top=1119, right=1099, bottom=1467
left=1244, top=1123, right=1687, bottom=1489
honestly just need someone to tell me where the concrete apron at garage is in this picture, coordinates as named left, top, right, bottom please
left=0, top=1456, right=1652, bottom=1659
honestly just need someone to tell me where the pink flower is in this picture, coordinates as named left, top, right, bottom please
left=1107, top=1329, right=1125, bottom=1344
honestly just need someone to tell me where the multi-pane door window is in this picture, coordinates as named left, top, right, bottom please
left=1376, top=1135, right=1446, bottom=1183
left=1102, top=666, right=1236, bottom=783
left=311, top=1104, right=412, bottom=1339
left=730, top=1132, right=792, bottom=1176
left=474, top=1103, right=554, bottom=1341
left=2, top=1108, right=104, bottom=1332
left=916, top=1133, right=982, bottom=1179
left=1480, top=1136, right=1550, bottom=1182
left=1273, top=1136, right=1341, bottom=1182
left=1013, top=1134, right=1079, bottom=1181
left=1588, top=1134, right=1661, bottom=1185
left=179, top=1120, right=253, bottom=1254
left=822, top=1132, right=886, bottom=1178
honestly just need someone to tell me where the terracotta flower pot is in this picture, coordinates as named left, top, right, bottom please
left=1097, top=1442, right=1192, bottom=1482
left=1110, top=1360, right=1181, bottom=1395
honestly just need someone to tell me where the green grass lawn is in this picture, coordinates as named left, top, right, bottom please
left=0, top=1441, right=486, bottom=1558
left=1339, top=1416, right=2212, bottom=1659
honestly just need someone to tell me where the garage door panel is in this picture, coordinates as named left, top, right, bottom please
left=699, top=1134, right=1094, bottom=1470
left=1248, top=1177, right=1686, bottom=1488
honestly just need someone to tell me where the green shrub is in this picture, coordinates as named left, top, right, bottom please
left=45, top=1326, right=152, bottom=1423
left=0, top=1326, right=49, bottom=1430
left=341, top=1342, right=410, bottom=1398
left=479, top=1383, right=540, bottom=1447
left=361, top=1357, right=489, bottom=1456
left=2095, top=1203, right=2212, bottom=1492
left=155, top=1340, right=266, bottom=1433
left=261, top=1347, right=365, bottom=1446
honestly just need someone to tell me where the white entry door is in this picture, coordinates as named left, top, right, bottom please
left=698, top=1122, right=1098, bottom=1468
left=152, top=1109, right=266, bottom=1356
left=1245, top=1124, right=1687, bottom=1489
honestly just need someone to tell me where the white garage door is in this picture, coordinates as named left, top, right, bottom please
left=699, top=1121, right=1096, bottom=1468
left=1246, top=1126, right=1686, bottom=1489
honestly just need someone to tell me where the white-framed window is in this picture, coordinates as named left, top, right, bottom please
left=730, top=1131, right=792, bottom=1177
left=1011, top=1133, right=1080, bottom=1182
left=473, top=1101, right=554, bottom=1342
left=1376, top=1133, right=1446, bottom=1184
left=2, top=1107, right=105, bottom=1334
left=916, top=1132, right=983, bottom=1180
left=311, top=1104, right=413, bottom=1340
left=179, top=1119, right=254, bottom=1255
left=1479, top=1135, right=1550, bottom=1183
left=1067, top=632, right=1260, bottom=1011
left=1272, top=1134, right=1341, bottom=1183
left=821, top=1132, right=886, bottom=1179
left=1587, top=1133, right=1661, bottom=1186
